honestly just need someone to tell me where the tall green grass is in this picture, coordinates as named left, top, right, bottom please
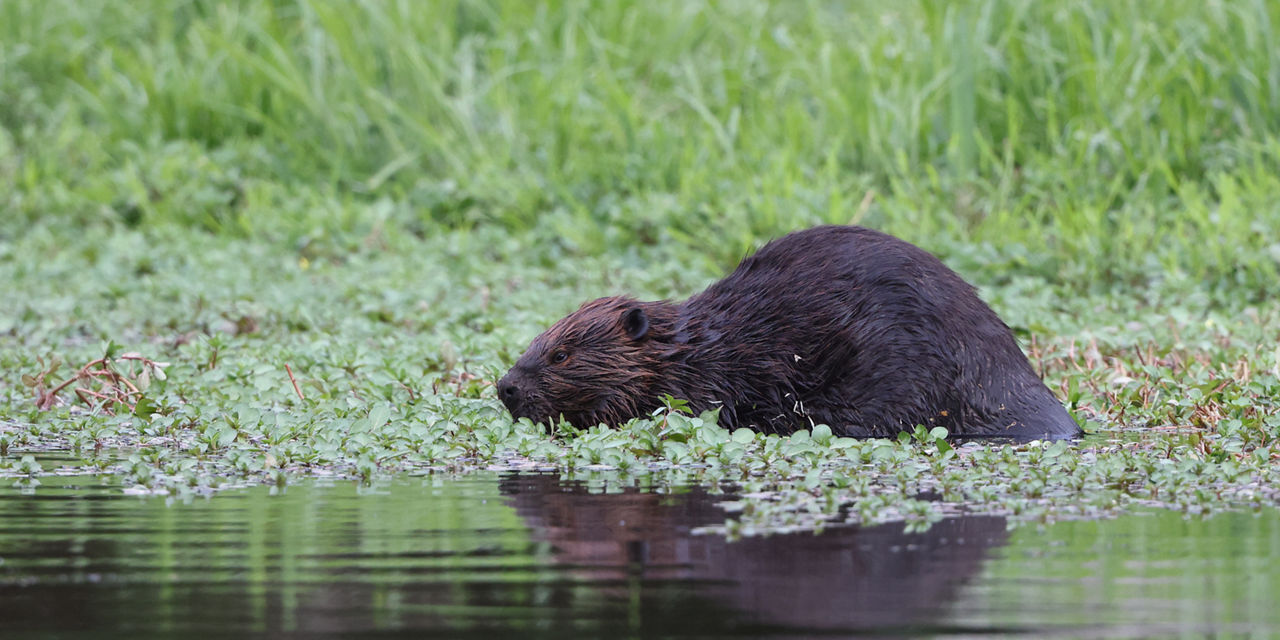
left=2, top=0, right=1278, bottom=295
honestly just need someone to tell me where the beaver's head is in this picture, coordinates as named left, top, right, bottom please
left=498, top=296, right=672, bottom=429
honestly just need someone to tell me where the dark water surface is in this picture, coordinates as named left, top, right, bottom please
left=2, top=461, right=1278, bottom=638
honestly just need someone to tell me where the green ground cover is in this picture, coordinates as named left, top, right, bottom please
left=2, top=0, right=1279, bottom=533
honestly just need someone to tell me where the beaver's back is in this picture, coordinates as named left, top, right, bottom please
left=672, top=226, right=1078, bottom=438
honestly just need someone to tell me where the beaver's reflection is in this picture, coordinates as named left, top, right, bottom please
left=501, top=473, right=1010, bottom=633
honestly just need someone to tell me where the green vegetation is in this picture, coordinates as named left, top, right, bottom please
left=1, top=0, right=1278, bottom=533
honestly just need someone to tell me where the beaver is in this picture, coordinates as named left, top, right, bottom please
left=498, top=225, right=1079, bottom=439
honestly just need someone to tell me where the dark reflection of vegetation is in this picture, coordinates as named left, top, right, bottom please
left=2, top=470, right=1279, bottom=637
left=0, top=473, right=533, bottom=637
left=0, top=470, right=1012, bottom=637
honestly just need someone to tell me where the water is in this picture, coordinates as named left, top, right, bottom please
left=2, top=461, right=1278, bottom=638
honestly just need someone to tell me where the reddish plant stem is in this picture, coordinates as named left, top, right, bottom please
left=285, top=364, right=305, bottom=401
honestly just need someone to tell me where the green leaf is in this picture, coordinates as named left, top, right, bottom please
left=811, top=424, right=833, bottom=445
left=367, top=403, right=392, bottom=430
left=661, top=394, right=691, bottom=415
left=133, top=396, right=158, bottom=420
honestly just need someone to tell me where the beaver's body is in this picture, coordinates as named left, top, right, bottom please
left=498, top=226, right=1079, bottom=439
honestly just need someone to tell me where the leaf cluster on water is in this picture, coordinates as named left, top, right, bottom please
left=0, top=227, right=1277, bottom=535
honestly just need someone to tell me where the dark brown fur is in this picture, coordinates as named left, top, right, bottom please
left=498, top=226, right=1079, bottom=439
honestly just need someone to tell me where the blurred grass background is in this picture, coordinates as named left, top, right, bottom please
left=2, top=0, right=1278, bottom=298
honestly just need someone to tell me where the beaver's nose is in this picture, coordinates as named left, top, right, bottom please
left=497, top=377, right=523, bottom=410
left=498, top=382, right=520, bottom=402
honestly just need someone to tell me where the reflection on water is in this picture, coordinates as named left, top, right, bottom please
left=0, top=463, right=1278, bottom=638
left=501, top=473, right=1009, bottom=636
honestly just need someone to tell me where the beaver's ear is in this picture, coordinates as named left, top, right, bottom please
left=621, top=307, right=649, bottom=341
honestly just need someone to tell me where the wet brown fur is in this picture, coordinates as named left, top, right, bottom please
left=498, top=226, right=1080, bottom=439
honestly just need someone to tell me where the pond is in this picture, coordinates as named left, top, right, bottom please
left=2, top=458, right=1278, bottom=638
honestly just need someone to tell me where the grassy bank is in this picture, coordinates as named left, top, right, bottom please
left=4, top=0, right=1280, bottom=293
left=1, top=0, right=1279, bottom=531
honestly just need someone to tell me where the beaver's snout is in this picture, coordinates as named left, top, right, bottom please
left=496, top=372, right=528, bottom=416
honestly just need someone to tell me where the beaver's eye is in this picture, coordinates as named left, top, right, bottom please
left=550, top=349, right=569, bottom=364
